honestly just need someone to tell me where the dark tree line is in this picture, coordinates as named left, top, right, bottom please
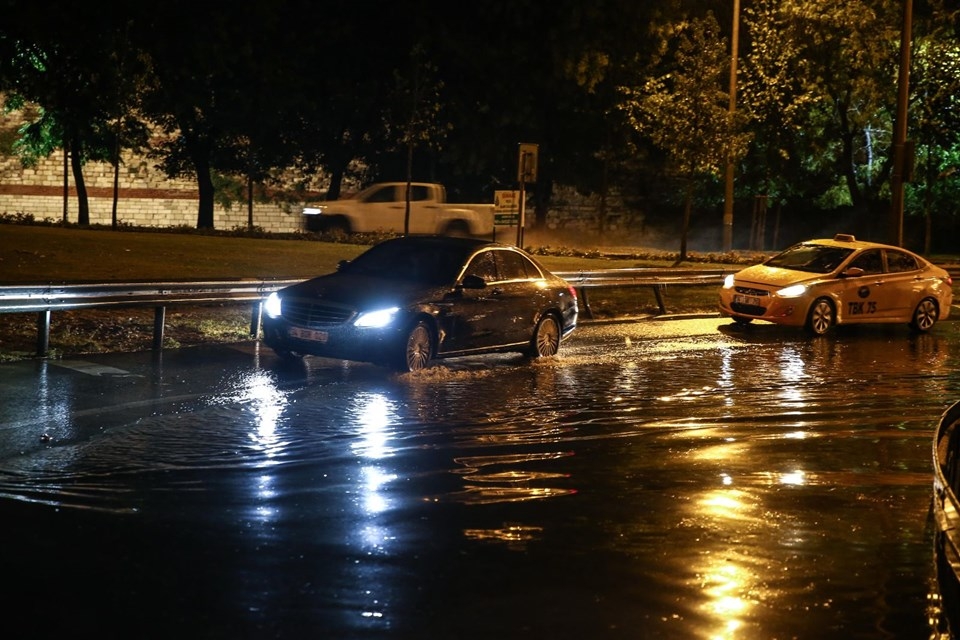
left=1, top=0, right=959, bottom=252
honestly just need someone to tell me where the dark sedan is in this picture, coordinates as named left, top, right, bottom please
left=261, top=235, right=578, bottom=371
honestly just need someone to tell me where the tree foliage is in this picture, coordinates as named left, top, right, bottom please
left=620, top=12, right=750, bottom=258
left=1, top=0, right=959, bottom=252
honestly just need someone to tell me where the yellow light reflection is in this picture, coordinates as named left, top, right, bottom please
left=696, top=489, right=756, bottom=638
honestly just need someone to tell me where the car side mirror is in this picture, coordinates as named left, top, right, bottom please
left=840, top=267, right=865, bottom=278
left=460, top=274, right=487, bottom=289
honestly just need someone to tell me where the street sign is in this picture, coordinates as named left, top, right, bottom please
left=494, top=190, right=520, bottom=225
left=518, top=143, right=538, bottom=184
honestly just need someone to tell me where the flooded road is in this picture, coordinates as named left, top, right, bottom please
left=2, top=317, right=960, bottom=639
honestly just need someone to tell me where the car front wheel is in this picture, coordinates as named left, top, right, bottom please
left=909, top=298, right=939, bottom=332
left=528, top=314, right=561, bottom=357
left=398, top=321, right=434, bottom=372
left=805, top=298, right=834, bottom=336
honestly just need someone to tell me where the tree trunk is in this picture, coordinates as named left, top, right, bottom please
left=677, top=178, right=693, bottom=264
left=184, top=131, right=215, bottom=229
left=196, top=161, right=215, bottom=229
left=70, top=134, right=90, bottom=226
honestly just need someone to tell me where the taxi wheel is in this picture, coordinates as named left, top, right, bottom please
left=909, top=298, right=939, bottom=332
left=732, top=316, right=753, bottom=325
left=528, top=314, right=561, bottom=357
left=398, top=320, right=434, bottom=372
left=805, top=298, right=834, bottom=336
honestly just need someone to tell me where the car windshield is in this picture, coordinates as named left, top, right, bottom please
left=764, top=243, right=855, bottom=274
left=340, top=239, right=474, bottom=285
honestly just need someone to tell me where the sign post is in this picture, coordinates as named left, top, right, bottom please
left=516, top=143, right=538, bottom=247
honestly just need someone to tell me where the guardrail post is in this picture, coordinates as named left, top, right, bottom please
left=153, top=307, right=166, bottom=351
left=576, top=287, right=593, bottom=319
left=36, top=310, right=50, bottom=357
left=652, top=285, right=666, bottom=314
left=250, top=301, right=263, bottom=338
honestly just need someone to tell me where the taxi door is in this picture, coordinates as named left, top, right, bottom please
left=835, top=249, right=895, bottom=322
left=878, top=249, right=925, bottom=319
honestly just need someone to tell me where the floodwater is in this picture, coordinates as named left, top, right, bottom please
left=2, top=317, right=960, bottom=639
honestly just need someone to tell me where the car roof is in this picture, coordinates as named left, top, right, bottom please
left=379, top=235, right=504, bottom=251
left=803, top=234, right=910, bottom=253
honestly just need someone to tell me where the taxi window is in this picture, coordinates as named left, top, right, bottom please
left=886, top=250, right=919, bottom=273
left=849, top=250, right=883, bottom=275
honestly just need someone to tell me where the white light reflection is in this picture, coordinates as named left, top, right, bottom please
left=232, top=371, right=290, bottom=527
left=349, top=391, right=403, bottom=516
left=780, top=470, right=806, bottom=486
left=346, top=392, right=402, bottom=626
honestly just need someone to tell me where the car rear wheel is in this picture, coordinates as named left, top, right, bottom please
left=444, top=220, right=471, bottom=238
left=397, top=321, right=434, bottom=372
left=321, top=216, right=351, bottom=236
left=732, top=316, right=753, bottom=325
left=909, top=298, right=939, bottom=332
left=805, top=297, right=834, bottom=336
left=528, top=314, right=561, bottom=357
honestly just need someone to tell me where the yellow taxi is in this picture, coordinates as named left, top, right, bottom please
left=719, top=234, right=954, bottom=335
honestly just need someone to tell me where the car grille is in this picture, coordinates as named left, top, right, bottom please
left=282, top=298, right=354, bottom=328
left=734, top=285, right=769, bottom=297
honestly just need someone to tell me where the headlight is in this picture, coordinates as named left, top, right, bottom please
left=264, top=292, right=283, bottom=318
left=777, top=284, right=807, bottom=298
left=723, top=274, right=736, bottom=289
left=353, top=307, right=400, bottom=329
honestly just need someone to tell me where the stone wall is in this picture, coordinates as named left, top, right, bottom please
left=0, top=103, right=310, bottom=233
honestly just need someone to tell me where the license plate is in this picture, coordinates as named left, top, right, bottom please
left=733, top=294, right=761, bottom=307
left=288, top=327, right=328, bottom=343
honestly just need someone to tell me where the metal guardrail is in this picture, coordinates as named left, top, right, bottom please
left=0, top=269, right=727, bottom=357
left=0, top=279, right=302, bottom=356
left=555, top=267, right=728, bottom=319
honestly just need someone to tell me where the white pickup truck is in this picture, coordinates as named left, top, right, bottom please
left=303, top=182, right=494, bottom=237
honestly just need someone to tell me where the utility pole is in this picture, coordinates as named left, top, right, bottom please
left=722, top=0, right=740, bottom=252
left=889, top=0, right=913, bottom=247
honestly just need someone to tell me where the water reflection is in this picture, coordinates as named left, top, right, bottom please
left=1, top=321, right=958, bottom=638
left=345, top=391, right=401, bottom=624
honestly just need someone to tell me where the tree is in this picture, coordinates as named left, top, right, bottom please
left=909, top=1, right=960, bottom=252
left=779, top=0, right=901, bottom=226
left=0, top=4, right=145, bottom=227
left=620, top=13, right=750, bottom=261
left=738, top=0, right=820, bottom=248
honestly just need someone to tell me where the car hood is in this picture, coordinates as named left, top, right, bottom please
left=281, top=273, right=438, bottom=308
left=733, top=264, right=824, bottom=288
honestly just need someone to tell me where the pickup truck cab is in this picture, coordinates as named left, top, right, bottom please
left=303, top=182, right=494, bottom=237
